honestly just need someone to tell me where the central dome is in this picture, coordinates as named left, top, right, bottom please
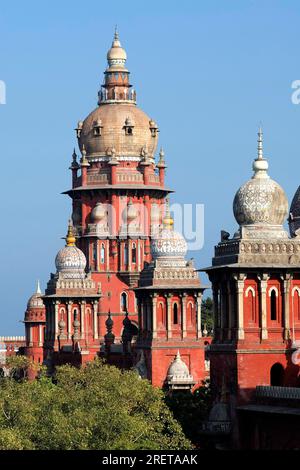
left=79, top=104, right=158, bottom=159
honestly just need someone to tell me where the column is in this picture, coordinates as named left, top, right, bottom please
left=212, top=284, right=220, bottom=340
left=282, top=273, right=292, bottom=340
left=92, top=300, right=99, bottom=340
left=106, top=239, right=109, bottom=271
left=38, top=324, right=43, bottom=347
left=167, top=294, right=172, bottom=339
left=227, top=279, right=233, bottom=341
left=67, top=301, right=72, bottom=340
left=234, top=273, right=246, bottom=340
left=29, top=323, right=33, bottom=347
left=80, top=301, right=86, bottom=339
left=258, top=273, right=269, bottom=340
left=54, top=301, right=59, bottom=339
left=151, top=294, right=158, bottom=339
left=196, top=292, right=202, bottom=339
left=181, top=293, right=187, bottom=339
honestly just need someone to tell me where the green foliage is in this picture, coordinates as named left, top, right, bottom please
left=165, top=380, right=212, bottom=445
left=0, top=359, right=191, bottom=450
left=201, top=297, right=214, bottom=332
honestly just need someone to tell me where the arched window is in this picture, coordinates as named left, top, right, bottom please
left=158, top=302, right=166, bottom=327
left=124, top=243, right=129, bottom=266
left=187, top=301, right=194, bottom=326
left=173, top=303, right=178, bottom=325
left=245, top=287, right=256, bottom=323
left=270, top=363, right=284, bottom=386
left=270, top=290, right=277, bottom=321
left=121, top=292, right=127, bottom=312
left=293, top=288, right=300, bottom=322
left=93, top=242, right=97, bottom=262
left=100, top=243, right=105, bottom=264
left=132, top=243, right=137, bottom=264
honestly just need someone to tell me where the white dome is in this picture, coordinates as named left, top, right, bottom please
left=55, top=246, right=86, bottom=277
left=167, top=351, right=191, bottom=380
left=151, top=228, right=187, bottom=259
left=233, top=177, right=288, bottom=226
left=27, top=281, right=44, bottom=309
left=233, top=128, right=288, bottom=228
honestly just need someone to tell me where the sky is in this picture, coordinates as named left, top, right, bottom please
left=0, top=0, right=300, bottom=334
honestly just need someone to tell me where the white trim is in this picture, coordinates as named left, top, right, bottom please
left=268, top=286, right=279, bottom=297
left=245, top=286, right=256, bottom=297
left=292, top=286, right=300, bottom=297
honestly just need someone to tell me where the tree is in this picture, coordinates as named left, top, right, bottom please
left=0, top=359, right=192, bottom=450
left=165, top=380, right=212, bottom=446
left=201, top=297, right=214, bottom=332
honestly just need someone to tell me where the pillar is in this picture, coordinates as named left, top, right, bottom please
left=181, top=293, right=187, bottom=338
left=93, top=300, right=99, bottom=340
left=234, top=273, right=246, bottom=340
left=167, top=294, right=172, bottom=339
left=258, top=273, right=269, bottom=340
left=196, top=292, right=202, bottom=339
left=282, top=273, right=292, bottom=340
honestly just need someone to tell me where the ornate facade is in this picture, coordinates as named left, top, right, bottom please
left=204, top=128, right=300, bottom=448
left=23, top=31, right=209, bottom=389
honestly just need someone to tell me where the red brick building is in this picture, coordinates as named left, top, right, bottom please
left=204, top=128, right=300, bottom=448
left=22, top=30, right=210, bottom=388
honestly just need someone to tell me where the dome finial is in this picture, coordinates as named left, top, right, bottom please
left=66, top=219, right=76, bottom=247
left=252, top=125, right=269, bottom=179
left=114, top=25, right=119, bottom=41
left=257, top=124, right=263, bottom=160
left=163, top=197, right=174, bottom=229
left=36, top=280, right=41, bottom=295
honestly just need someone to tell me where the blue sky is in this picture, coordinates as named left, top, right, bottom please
left=0, top=0, right=300, bottom=334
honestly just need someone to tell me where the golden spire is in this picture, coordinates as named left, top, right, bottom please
left=66, top=219, right=76, bottom=247
left=162, top=197, right=174, bottom=230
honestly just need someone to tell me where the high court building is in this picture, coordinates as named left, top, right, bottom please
left=7, top=31, right=300, bottom=449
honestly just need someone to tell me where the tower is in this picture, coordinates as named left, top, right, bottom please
left=24, top=281, right=46, bottom=365
left=43, top=221, right=101, bottom=365
left=65, top=30, right=170, bottom=343
left=135, top=202, right=207, bottom=389
left=206, top=128, right=300, bottom=407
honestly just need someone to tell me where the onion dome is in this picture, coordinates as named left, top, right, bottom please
left=151, top=200, right=187, bottom=260
left=27, top=281, right=44, bottom=309
left=91, top=202, right=106, bottom=223
left=106, top=28, right=127, bottom=72
left=166, top=351, right=195, bottom=390
left=233, top=128, right=288, bottom=227
left=55, top=221, right=86, bottom=277
left=289, top=186, right=300, bottom=237
left=126, top=198, right=138, bottom=222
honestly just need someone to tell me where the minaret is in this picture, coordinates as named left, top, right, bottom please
left=24, top=280, right=46, bottom=366
left=64, top=30, right=172, bottom=347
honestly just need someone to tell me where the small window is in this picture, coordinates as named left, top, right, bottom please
left=270, top=290, right=277, bottom=321
left=173, top=303, right=178, bottom=325
left=132, top=243, right=137, bottom=264
left=124, top=243, right=129, bottom=266
left=121, top=293, right=127, bottom=312
left=100, top=244, right=105, bottom=264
